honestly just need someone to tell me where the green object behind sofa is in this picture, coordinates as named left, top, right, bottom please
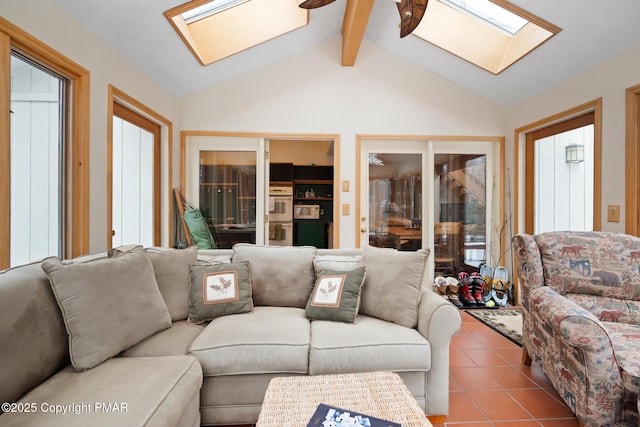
left=183, top=208, right=217, bottom=249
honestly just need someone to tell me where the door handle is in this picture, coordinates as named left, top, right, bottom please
left=361, top=227, right=367, bottom=233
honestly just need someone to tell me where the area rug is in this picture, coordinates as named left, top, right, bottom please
left=465, top=308, right=522, bottom=347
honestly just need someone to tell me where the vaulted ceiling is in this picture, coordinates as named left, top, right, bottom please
left=53, top=0, right=640, bottom=106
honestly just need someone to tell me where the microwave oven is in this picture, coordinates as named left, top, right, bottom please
left=294, top=204, right=320, bottom=219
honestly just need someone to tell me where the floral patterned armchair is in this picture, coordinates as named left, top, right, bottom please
left=513, top=231, right=640, bottom=427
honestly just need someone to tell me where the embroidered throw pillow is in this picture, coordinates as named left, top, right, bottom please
left=305, top=267, right=366, bottom=323
left=188, top=261, right=254, bottom=324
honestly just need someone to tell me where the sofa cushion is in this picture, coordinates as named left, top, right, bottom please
left=313, top=254, right=361, bottom=272
left=567, top=294, right=640, bottom=325
left=145, top=246, right=198, bottom=321
left=187, top=262, right=254, bottom=324
left=309, top=314, right=430, bottom=375
left=0, top=262, right=69, bottom=406
left=122, top=320, right=206, bottom=357
left=41, top=250, right=171, bottom=371
left=231, top=244, right=317, bottom=307
left=534, top=231, right=640, bottom=300
left=305, top=267, right=366, bottom=323
left=359, top=246, right=429, bottom=328
left=0, top=355, right=202, bottom=427
left=189, top=306, right=310, bottom=375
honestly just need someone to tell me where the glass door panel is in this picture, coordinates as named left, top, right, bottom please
left=360, top=141, right=427, bottom=252
left=434, top=153, right=487, bottom=276
left=185, top=136, right=265, bottom=248
left=10, top=54, right=63, bottom=266
left=532, top=124, right=594, bottom=233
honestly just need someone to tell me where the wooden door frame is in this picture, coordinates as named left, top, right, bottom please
left=0, top=18, right=90, bottom=268
left=524, top=111, right=596, bottom=233
left=514, top=98, right=603, bottom=236
left=107, top=85, right=173, bottom=248
left=626, top=84, right=640, bottom=235
left=179, top=131, right=341, bottom=247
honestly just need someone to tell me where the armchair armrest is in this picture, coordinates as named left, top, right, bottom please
left=417, top=287, right=461, bottom=416
left=532, top=286, right=616, bottom=362
left=512, top=234, right=545, bottom=311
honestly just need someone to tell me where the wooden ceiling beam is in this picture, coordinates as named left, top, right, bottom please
left=341, top=0, right=375, bottom=66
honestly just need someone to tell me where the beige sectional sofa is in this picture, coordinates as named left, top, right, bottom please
left=0, top=243, right=461, bottom=426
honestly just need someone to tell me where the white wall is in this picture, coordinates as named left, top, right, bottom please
left=509, top=43, right=640, bottom=234
left=2, top=0, right=178, bottom=253
left=178, top=37, right=508, bottom=247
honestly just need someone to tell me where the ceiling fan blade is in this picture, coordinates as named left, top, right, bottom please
left=397, top=0, right=428, bottom=38
left=299, top=0, right=337, bottom=9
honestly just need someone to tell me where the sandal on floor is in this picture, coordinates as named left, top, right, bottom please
left=491, top=266, right=510, bottom=307
left=480, top=264, right=495, bottom=287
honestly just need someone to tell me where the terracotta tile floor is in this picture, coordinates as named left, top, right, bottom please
left=433, top=310, right=579, bottom=427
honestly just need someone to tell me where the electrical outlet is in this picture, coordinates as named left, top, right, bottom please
left=341, top=203, right=350, bottom=215
left=607, top=205, right=620, bottom=222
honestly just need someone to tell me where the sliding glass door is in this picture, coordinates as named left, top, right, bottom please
left=184, top=135, right=266, bottom=248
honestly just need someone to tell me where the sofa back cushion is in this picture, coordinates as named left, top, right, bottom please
left=232, top=244, right=317, bottom=307
left=534, top=231, right=640, bottom=300
left=0, top=261, right=69, bottom=405
left=42, top=249, right=172, bottom=371
left=145, top=246, right=199, bottom=321
left=359, top=246, right=429, bottom=328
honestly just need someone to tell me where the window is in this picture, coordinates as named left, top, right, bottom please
left=111, top=103, right=161, bottom=247
left=526, top=113, right=595, bottom=234
left=414, top=0, right=561, bottom=74
left=515, top=99, right=602, bottom=235
left=164, top=0, right=307, bottom=65
left=0, top=18, right=90, bottom=269
left=9, top=54, right=64, bottom=266
left=107, top=85, right=173, bottom=249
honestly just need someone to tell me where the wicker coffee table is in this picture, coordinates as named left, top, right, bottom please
left=256, top=371, right=432, bottom=427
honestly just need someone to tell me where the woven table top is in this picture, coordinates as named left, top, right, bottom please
left=256, top=371, right=432, bottom=427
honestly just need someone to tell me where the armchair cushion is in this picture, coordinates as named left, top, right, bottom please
left=534, top=231, right=640, bottom=300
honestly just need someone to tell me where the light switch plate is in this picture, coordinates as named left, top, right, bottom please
left=607, top=205, right=620, bottom=222
left=341, top=203, right=350, bottom=215
left=341, top=180, right=350, bottom=192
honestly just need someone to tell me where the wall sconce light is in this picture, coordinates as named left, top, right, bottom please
left=565, top=144, right=585, bottom=163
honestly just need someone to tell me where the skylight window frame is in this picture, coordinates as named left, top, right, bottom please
left=164, top=0, right=308, bottom=66
left=412, top=0, right=561, bottom=75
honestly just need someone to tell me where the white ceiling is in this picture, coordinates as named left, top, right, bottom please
left=53, top=0, right=640, bottom=106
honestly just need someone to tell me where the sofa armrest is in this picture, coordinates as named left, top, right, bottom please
left=512, top=234, right=545, bottom=311
left=417, top=287, right=461, bottom=416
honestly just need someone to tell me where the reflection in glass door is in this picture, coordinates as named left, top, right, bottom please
left=185, top=136, right=265, bottom=249
left=360, top=142, right=427, bottom=251
left=199, top=151, right=257, bottom=248
left=433, top=153, right=487, bottom=276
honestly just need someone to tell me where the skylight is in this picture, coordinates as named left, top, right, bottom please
left=441, top=0, right=528, bottom=35
left=181, top=0, right=249, bottom=24
left=165, top=0, right=308, bottom=66
left=413, top=0, right=560, bottom=74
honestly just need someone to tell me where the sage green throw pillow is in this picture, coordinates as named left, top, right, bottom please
left=41, top=250, right=172, bottom=371
left=305, top=267, right=366, bottom=323
left=188, top=261, right=254, bottom=324
left=359, top=246, right=429, bottom=328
